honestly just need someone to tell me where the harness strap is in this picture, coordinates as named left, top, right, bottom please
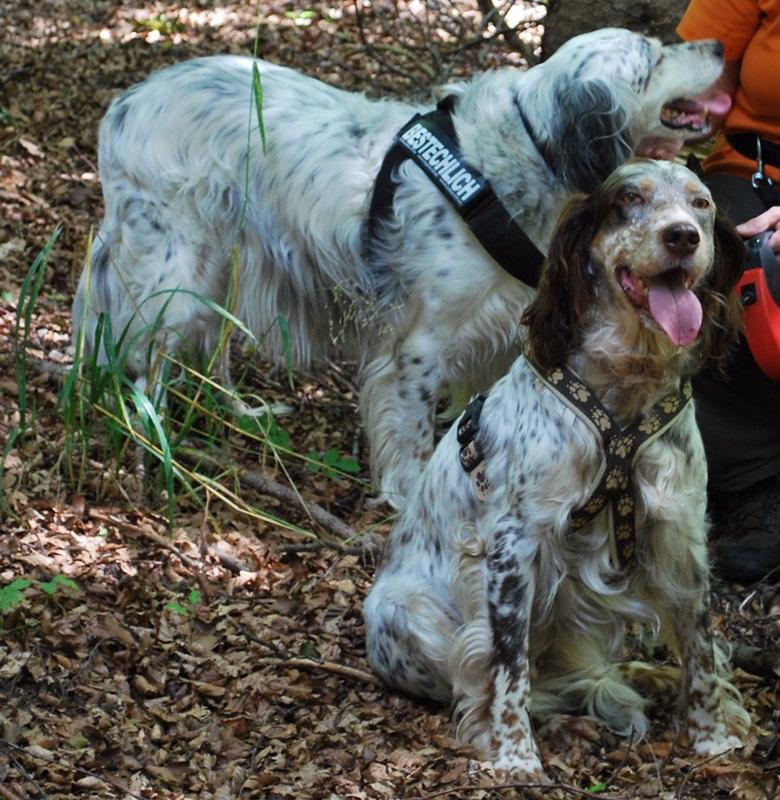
left=365, top=97, right=544, bottom=288
left=531, top=363, right=693, bottom=574
left=727, top=132, right=780, bottom=171
left=457, top=394, right=489, bottom=500
left=458, top=359, right=693, bottom=574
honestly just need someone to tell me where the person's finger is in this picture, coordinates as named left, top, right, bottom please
left=736, top=206, right=780, bottom=237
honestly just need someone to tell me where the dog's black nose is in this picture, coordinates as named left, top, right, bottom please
left=662, top=223, right=700, bottom=255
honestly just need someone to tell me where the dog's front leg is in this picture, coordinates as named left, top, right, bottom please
left=668, top=565, right=747, bottom=755
left=486, top=525, right=546, bottom=781
left=360, top=339, right=443, bottom=505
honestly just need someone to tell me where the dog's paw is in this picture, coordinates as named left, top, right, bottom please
left=691, top=733, right=744, bottom=757
left=493, top=751, right=549, bottom=784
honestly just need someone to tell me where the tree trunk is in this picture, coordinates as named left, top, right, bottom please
left=541, top=0, right=689, bottom=59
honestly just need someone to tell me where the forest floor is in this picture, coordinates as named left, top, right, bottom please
left=1, top=2, right=779, bottom=798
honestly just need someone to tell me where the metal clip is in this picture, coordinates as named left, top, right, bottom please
left=752, top=135, right=775, bottom=189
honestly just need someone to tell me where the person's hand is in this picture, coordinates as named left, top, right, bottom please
left=736, top=207, right=780, bottom=252
left=635, top=137, right=685, bottom=160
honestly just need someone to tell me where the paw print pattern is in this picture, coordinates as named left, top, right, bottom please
left=591, top=408, right=612, bottom=432
left=567, top=380, right=591, bottom=403
left=528, top=361, right=693, bottom=575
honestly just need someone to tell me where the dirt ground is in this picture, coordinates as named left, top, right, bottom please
left=1, top=2, right=779, bottom=798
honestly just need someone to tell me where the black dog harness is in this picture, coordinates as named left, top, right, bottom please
left=366, top=97, right=544, bottom=287
left=457, top=360, right=693, bottom=574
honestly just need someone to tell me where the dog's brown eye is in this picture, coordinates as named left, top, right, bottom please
left=693, top=197, right=710, bottom=210
left=620, top=191, right=643, bottom=206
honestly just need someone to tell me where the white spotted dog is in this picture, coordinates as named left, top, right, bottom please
left=363, top=159, right=750, bottom=779
left=73, top=29, right=730, bottom=505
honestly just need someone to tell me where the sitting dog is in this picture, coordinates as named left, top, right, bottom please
left=363, top=159, right=750, bottom=779
left=73, top=29, right=729, bottom=503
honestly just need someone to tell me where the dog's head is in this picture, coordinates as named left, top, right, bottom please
left=522, top=28, right=727, bottom=192
left=523, top=158, right=745, bottom=375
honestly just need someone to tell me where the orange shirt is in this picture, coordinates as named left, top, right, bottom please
left=678, top=0, right=780, bottom=182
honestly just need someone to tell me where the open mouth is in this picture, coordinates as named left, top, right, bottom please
left=660, top=91, right=732, bottom=134
left=617, top=266, right=702, bottom=346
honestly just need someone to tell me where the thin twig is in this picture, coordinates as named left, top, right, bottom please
left=178, top=446, right=360, bottom=542
left=209, top=540, right=251, bottom=573
left=474, top=0, right=540, bottom=65
left=419, top=780, right=630, bottom=799
left=643, top=736, right=667, bottom=795
left=255, top=656, right=379, bottom=685
left=0, top=739, right=146, bottom=800
left=87, top=508, right=200, bottom=570
left=8, top=753, right=48, bottom=800
left=675, top=749, right=739, bottom=800
left=602, top=728, right=636, bottom=790
left=277, top=540, right=365, bottom=555
left=237, top=623, right=285, bottom=656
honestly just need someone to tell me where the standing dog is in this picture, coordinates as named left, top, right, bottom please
left=364, top=160, right=749, bottom=779
left=73, top=29, right=729, bottom=503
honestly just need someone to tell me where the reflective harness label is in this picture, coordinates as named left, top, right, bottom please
left=398, top=121, right=485, bottom=206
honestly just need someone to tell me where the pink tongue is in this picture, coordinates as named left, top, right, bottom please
left=705, top=90, right=732, bottom=117
left=669, top=90, right=732, bottom=118
left=647, top=272, right=702, bottom=346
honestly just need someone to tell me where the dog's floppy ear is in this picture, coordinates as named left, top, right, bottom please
left=696, top=214, right=746, bottom=376
left=523, top=193, right=596, bottom=370
left=549, top=79, right=634, bottom=193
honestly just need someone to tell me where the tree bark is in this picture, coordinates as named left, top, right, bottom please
left=541, top=0, right=689, bottom=59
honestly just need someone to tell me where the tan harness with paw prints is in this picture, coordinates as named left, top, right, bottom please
left=457, top=358, right=693, bottom=574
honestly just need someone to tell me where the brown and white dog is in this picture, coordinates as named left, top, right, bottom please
left=364, top=159, right=749, bottom=779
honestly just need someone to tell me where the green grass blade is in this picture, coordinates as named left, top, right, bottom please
left=14, top=227, right=61, bottom=431
left=276, top=314, right=294, bottom=388
left=0, top=426, right=21, bottom=517
left=137, top=288, right=257, bottom=344
left=252, top=61, right=267, bottom=155
left=129, top=384, right=177, bottom=528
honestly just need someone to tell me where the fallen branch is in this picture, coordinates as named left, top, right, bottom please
left=731, top=643, right=780, bottom=679
left=277, top=540, right=365, bottom=556
left=87, top=508, right=200, bottom=570
left=420, top=780, right=630, bottom=799
left=255, top=656, right=379, bottom=685
left=178, top=446, right=360, bottom=543
left=209, top=539, right=252, bottom=573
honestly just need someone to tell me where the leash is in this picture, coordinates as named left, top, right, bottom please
left=365, top=96, right=544, bottom=288
left=457, top=360, right=693, bottom=574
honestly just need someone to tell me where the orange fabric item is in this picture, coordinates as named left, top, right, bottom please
left=678, top=0, right=780, bottom=182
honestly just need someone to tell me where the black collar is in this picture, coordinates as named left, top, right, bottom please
left=365, top=97, right=544, bottom=288
left=514, top=94, right=557, bottom=178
